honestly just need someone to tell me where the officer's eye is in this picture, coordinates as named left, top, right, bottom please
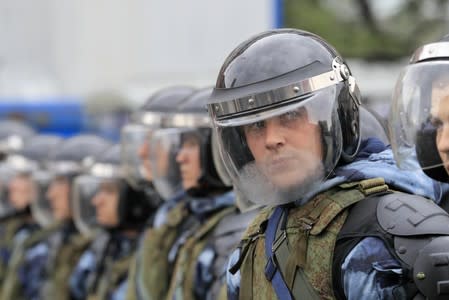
left=101, top=183, right=118, bottom=194
left=279, top=107, right=307, bottom=124
left=244, top=121, right=266, bottom=135
left=431, top=117, right=444, bottom=129
left=182, top=136, right=199, bottom=148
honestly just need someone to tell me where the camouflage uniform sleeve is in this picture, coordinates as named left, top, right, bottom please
left=340, top=237, right=406, bottom=300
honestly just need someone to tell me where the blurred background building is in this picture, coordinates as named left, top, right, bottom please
left=0, top=0, right=448, bottom=140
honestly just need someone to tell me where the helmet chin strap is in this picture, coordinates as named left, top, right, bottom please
left=341, top=83, right=361, bottom=163
left=423, top=166, right=449, bottom=183
left=340, top=127, right=361, bottom=162
left=416, top=122, right=449, bottom=182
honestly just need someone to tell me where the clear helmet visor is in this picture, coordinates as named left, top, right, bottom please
left=149, top=128, right=187, bottom=200
left=390, top=61, right=449, bottom=174
left=0, top=157, right=40, bottom=217
left=30, top=169, right=55, bottom=227
left=39, top=172, right=73, bottom=222
left=73, top=175, right=122, bottom=237
left=72, top=175, right=100, bottom=237
left=121, top=124, right=154, bottom=188
left=212, top=85, right=342, bottom=210
left=0, top=164, right=16, bottom=216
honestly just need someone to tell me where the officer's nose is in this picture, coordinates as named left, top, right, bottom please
left=176, top=146, right=188, bottom=164
left=138, top=141, right=149, bottom=160
left=265, top=119, right=285, bottom=151
left=91, top=192, right=102, bottom=207
left=46, top=182, right=55, bottom=202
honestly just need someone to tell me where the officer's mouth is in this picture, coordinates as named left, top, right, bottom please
left=264, top=156, right=298, bottom=173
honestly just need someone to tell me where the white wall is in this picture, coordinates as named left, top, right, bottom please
left=0, top=0, right=273, bottom=103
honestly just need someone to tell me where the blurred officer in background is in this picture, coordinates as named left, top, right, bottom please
left=1, top=134, right=111, bottom=300
left=69, top=144, right=156, bottom=300
left=152, top=87, right=258, bottom=300
left=0, top=120, right=35, bottom=212
left=0, top=134, right=62, bottom=286
left=121, top=86, right=196, bottom=226
left=123, top=85, right=196, bottom=300
left=133, top=87, right=231, bottom=300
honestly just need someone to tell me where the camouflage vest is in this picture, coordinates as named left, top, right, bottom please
left=0, top=215, right=31, bottom=285
left=0, top=221, right=62, bottom=300
left=166, top=206, right=236, bottom=300
left=40, top=231, right=91, bottom=300
left=126, top=200, right=193, bottom=300
left=232, top=178, right=388, bottom=300
left=87, top=253, right=134, bottom=300
left=125, top=254, right=139, bottom=300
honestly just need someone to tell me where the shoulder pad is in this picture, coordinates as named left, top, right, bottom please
left=413, top=236, right=449, bottom=299
left=377, top=192, right=449, bottom=236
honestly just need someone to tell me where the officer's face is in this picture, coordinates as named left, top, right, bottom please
left=8, top=174, right=35, bottom=210
left=46, top=176, right=71, bottom=221
left=176, top=134, right=201, bottom=190
left=138, top=139, right=153, bottom=181
left=153, top=139, right=171, bottom=180
left=431, top=82, right=449, bottom=174
left=91, top=181, right=119, bottom=227
left=243, top=107, right=323, bottom=189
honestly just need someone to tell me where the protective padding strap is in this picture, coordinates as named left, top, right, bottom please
left=264, top=206, right=293, bottom=300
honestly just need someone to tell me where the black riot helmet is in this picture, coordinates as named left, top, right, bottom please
left=18, top=135, right=64, bottom=164
left=73, top=144, right=156, bottom=237
left=43, top=134, right=112, bottom=222
left=47, top=134, right=112, bottom=176
left=390, top=34, right=449, bottom=182
left=139, top=86, right=196, bottom=116
left=207, top=29, right=362, bottom=209
left=121, top=86, right=196, bottom=190
left=0, top=120, right=36, bottom=159
left=150, top=87, right=232, bottom=198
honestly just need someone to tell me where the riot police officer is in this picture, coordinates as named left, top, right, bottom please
left=123, top=85, right=196, bottom=300
left=149, top=87, right=251, bottom=300
left=1, top=134, right=111, bottom=300
left=69, top=144, right=155, bottom=300
left=0, top=134, right=62, bottom=286
left=121, top=86, right=195, bottom=226
left=207, top=28, right=449, bottom=299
